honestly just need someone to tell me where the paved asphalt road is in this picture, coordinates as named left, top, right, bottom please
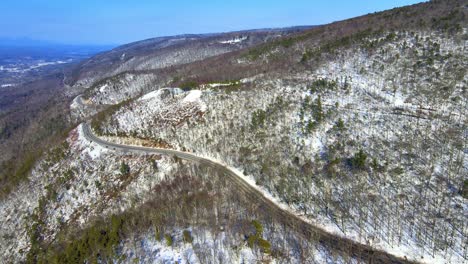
left=82, top=123, right=417, bottom=264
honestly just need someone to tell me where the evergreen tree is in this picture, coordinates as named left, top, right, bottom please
left=351, top=149, right=367, bottom=169
left=120, top=161, right=130, bottom=175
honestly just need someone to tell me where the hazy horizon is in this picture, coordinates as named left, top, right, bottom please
left=1, top=0, right=426, bottom=46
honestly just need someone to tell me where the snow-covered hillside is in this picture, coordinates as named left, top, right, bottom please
left=96, top=30, right=467, bottom=263
left=1, top=1, right=466, bottom=263
left=0, top=125, right=178, bottom=261
left=1, top=123, right=355, bottom=263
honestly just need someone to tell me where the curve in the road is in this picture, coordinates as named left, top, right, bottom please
left=81, top=123, right=419, bottom=264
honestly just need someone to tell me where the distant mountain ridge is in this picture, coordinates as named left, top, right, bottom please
left=68, top=26, right=316, bottom=87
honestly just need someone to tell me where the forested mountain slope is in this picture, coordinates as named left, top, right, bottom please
left=0, top=0, right=466, bottom=263
left=0, top=27, right=309, bottom=198
left=68, top=27, right=313, bottom=89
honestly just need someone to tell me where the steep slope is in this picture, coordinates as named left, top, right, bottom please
left=1, top=0, right=466, bottom=263
left=82, top=122, right=419, bottom=264
left=0, top=73, right=72, bottom=197
left=68, top=27, right=314, bottom=89
left=0, top=124, right=360, bottom=263
left=0, top=27, right=312, bottom=198
left=90, top=0, right=466, bottom=263
left=75, top=0, right=466, bottom=116
left=67, top=27, right=314, bottom=121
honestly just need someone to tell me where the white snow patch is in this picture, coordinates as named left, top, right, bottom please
left=141, top=238, right=197, bottom=263
left=99, top=84, right=108, bottom=93
left=70, top=95, right=84, bottom=109
left=205, top=83, right=233, bottom=88
left=182, top=90, right=202, bottom=103
left=139, top=90, right=162, bottom=101
left=139, top=88, right=184, bottom=101
left=239, top=247, right=257, bottom=263
left=219, top=36, right=247, bottom=44
left=183, top=90, right=207, bottom=112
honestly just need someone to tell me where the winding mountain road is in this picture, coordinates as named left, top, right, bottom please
left=82, top=123, right=418, bottom=264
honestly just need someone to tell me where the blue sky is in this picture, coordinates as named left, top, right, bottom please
left=0, top=0, right=425, bottom=45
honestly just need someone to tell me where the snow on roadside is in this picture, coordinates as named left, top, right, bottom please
left=77, top=124, right=108, bottom=159
left=91, top=31, right=466, bottom=264
left=105, top=79, right=463, bottom=263
left=199, top=155, right=445, bottom=264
